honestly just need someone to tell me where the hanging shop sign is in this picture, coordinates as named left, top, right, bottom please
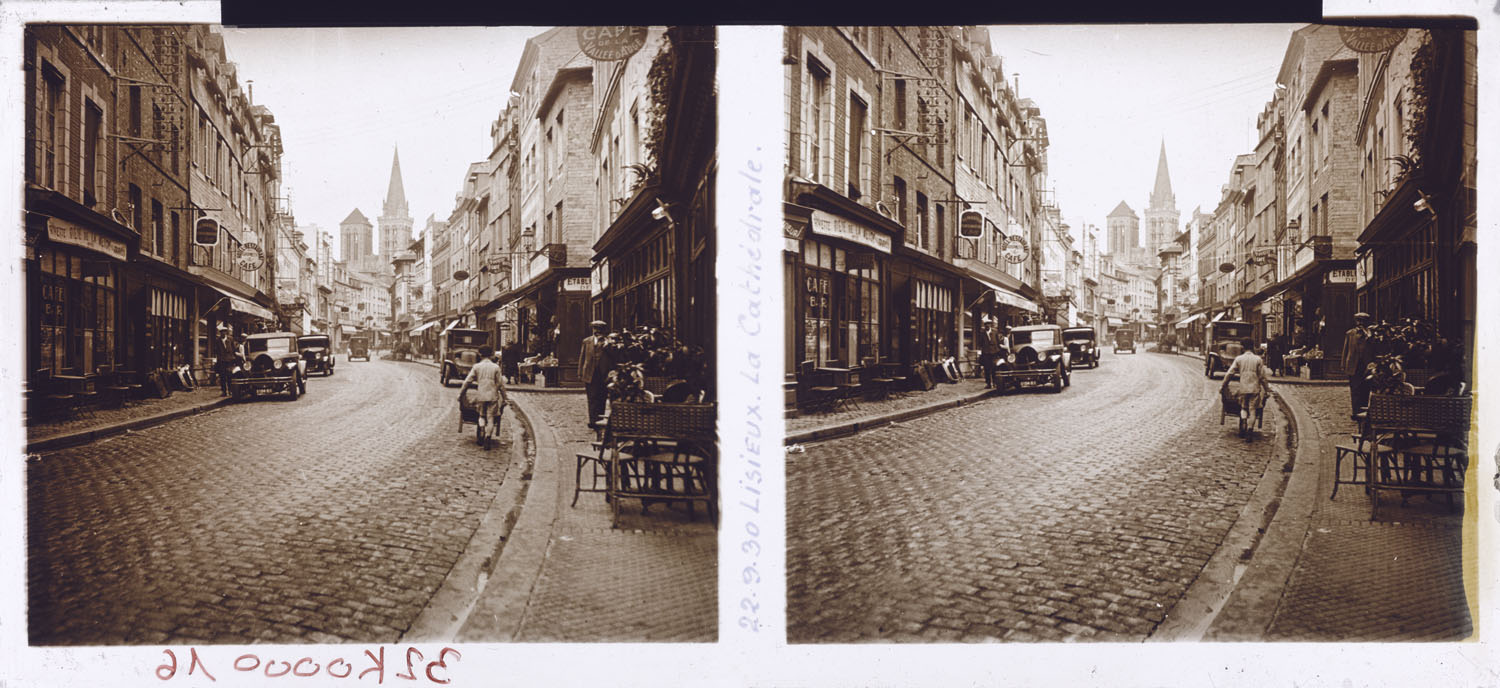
left=1002, top=235, right=1030, bottom=264
left=237, top=242, right=266, bottom=271
left=563, top=276, right=592, bottom=292
left=1326, top=268, right=1355, bottom=284
left=809, top=210, right=892, bottom=253
left=577, top=26, right=649, bottom=61
left=47, top=218, right=127, bottom=261
left=1338, top=26, right=1407, bottom=53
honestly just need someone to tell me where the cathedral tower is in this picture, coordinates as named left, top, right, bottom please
left=1106, top=201, right=1139, bottom=260
left=377, top=146, right=414, bottom=274
left=1144, top=140, right=1179, bottom=255
left=340, top=208, right=373, bottom=266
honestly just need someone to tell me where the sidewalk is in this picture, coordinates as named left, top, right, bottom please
left=401, top=359, right=716, bottom=642
left=1262, top=385, right=1470, bottom=640
left=787, top=378, right=998, bottom=444
left=25, top=386, right=230, bottom=453
left=456, top=391, right=717, bottom=642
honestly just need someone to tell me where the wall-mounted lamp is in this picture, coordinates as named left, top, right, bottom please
left=1413, top=190, right=1437, bottom=217
left=651, top=199, right=676, bottom=223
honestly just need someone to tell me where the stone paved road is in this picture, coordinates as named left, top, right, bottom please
left=28, top=358, right=516, bottom=645
left=788, top=350, right=1288, bottom=642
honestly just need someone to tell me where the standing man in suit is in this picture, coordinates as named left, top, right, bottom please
left=1342, top=312, right=1375, bottom=419
left=978, top=317, right=1002, bottom=389
left=579, top=320, right=611, bottom=429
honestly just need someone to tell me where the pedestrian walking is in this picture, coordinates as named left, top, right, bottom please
left=1221, top=337, right=1271, bottom=435
left=457, top=344, right=507, bottom=449
left=978, top=317, right=1002, bottom=388
left=1342, top=312, right=1375, bottom=419
left=579, top=321, right=611, bottom=429
left=500, top=341, right=521, bottom=385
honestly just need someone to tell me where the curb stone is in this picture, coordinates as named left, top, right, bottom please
left=1202, top=381, right=1322, bottom=639
left=455, top=392, right=564, bottom=641
left=785, top=387, right=1002, bottom=445
left=26, top=396, right=234, bottom=454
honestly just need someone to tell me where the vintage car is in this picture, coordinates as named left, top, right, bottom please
left=1113, top=329, right=1136, bottom=354
left=1205, top=320, right=1254, bottom=378
left=298, top=334, right=335, bottom=376
left=230, top=332, right=307, bottom=401
left=348, top=335, right=372, bottom=361
left=994, top=324, right=1071, bottom=393
left=440, top=328, right=491, bottom=387
left=1062, top=327, right=1099, bottom=369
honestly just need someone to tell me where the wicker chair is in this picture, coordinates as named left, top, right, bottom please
left=606, top=400, right=717, bottom=527
left=1366, top=392, right=1471, bottom=520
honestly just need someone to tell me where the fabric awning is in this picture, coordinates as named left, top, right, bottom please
left=1106, top=317, right=1124, bottom=326
left=1175, top=313, right=1206, bottom=328
left=442, top=320, right=461, bottom=334
left=410, top=320, right=439, bottom=334
left=340, top=325, right=357, bottom=334
left=212, top=286, right=275, bottom=321
left=973, top=277, right=1039, bottom=313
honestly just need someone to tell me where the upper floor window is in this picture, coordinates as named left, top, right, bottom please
left=804, top=56, right=831, bottom=185
left=847, top=93, right=868, bottom=200
left=38, top=63, right=64, bottom=189
left=83, top=100, right=102, bottom=206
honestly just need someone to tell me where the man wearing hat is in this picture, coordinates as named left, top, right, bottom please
left=579, top=320, right=611, bottom=429
left=977, top=316, right=1002, bottom=389
left=212, top=324, right=238, bottom=396
left=1342, top=312, right=1375, bottom=418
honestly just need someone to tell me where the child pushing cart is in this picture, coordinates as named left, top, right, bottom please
left=1219, top=338, right=1270, bottom=439
left=456, top=345, right=507, bottom=450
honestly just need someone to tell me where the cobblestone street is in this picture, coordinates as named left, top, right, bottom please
left=787, top=350, right=1289, bottom=642
left=27, top=358, right=518, bottom=645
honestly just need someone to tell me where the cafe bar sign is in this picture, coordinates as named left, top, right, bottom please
left=809, top=210, right=892, bottom=253
left=48, top=218, right=127, bottom=261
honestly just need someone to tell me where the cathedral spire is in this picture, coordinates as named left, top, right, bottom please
left=383, top=146, right=407, bottom=217
left=1149, top=139, right=1174, bottom=208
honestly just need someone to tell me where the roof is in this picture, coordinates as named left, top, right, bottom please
left=1107, top=201, right=1137, bottom=218
left=1149, top=140, right=1174, bottom=206
left=341, top=208, right=370, bottom=225
left=246, top=331, right=297, bottom=339
left=383, top=146, right=407, bottom=216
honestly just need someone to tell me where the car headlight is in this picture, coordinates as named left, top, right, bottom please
left=274, top=359, right=284, bottom=370
left=1006, top=354, right=1016, bottom=364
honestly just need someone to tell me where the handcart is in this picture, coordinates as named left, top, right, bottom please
left=1219, top=374, right=1264, bottom=438
left=459, top=389, right=504, bottom=450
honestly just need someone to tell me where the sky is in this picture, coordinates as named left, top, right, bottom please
left=218, top=27, right=543, bottom=256
left=986, top=24, right=1299, bottom=253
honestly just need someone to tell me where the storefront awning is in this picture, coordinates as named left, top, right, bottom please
left=341, top=325, right=358, bottom=335
left=211, top=286, right=275, bottom=321
left=973, top=278, right=1038, bottom=313
left=410, top=320, right=439, bottom=334
left=1106, top=317, right=1124, bottom=326
left=442, top=320, right=461, bottom=334
left=1175, top=313, right=1206, bottom=328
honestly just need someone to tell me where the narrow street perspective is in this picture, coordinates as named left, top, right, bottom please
left=21, top=23, right=718, bottom=645
left=783, top=23, right=1476, bottom=644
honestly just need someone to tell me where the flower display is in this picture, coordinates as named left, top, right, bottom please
left=602, top=325, right=709, bottom=402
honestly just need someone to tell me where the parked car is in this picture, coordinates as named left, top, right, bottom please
left=348, top=335, right=371, bottom=361
left=995, top=324, right=1070, bottom=393
left=440, top=328, right=491, bottom=387
left=1113, top=329, right=1136, bottom=354
left=230, top=332, right=306, bottom=401
left=1062, top=327, right=1099, bottom=369
left=1205, top=320, right=1253, bottom=378
left=298, top=334, right=335, bottom=376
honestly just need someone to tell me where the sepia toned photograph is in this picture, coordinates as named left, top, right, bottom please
left=20, top=22, right=718, bottom=645
left=783, top=23, right=1477, bottom=642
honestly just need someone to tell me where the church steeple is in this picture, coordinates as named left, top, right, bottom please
left=383, top=146, right=408, bottom=217
left=1149, top=140, right=1174, bottom=208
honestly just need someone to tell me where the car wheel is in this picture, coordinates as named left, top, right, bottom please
left=288, top=380, right=299, bottom=400
left=1052, top=367, right=1065, bottom=393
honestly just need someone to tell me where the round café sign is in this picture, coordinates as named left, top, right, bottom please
left=578, top=26, right=649, bottom=61
left=237, top=242, right=265, bottom=271
left=1002, top=235, right=1030, bottom=264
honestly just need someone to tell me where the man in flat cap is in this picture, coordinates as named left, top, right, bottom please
left=579, top=320, right=611, bottom=429
left=1342, top=312, right=1375, bottom=419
